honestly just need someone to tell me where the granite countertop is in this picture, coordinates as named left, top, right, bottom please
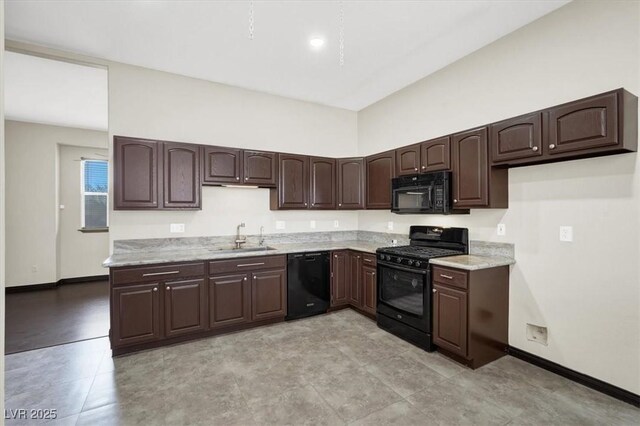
left=429, top=254, right=515, bottom=271
left=103, top=240, right=381, bottom=268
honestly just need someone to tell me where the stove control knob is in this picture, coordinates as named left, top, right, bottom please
left=396, top=257, right=402, bottom=263
left=415, top=261, right=421, bottom=267
left=407, top=260, right=414, bottom=266
left=385, top=255, right=391, bottom=261
left=379, top=254, right=384, bottom=260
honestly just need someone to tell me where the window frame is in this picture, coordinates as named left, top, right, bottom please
left=80, top=159, right=109, bottom=231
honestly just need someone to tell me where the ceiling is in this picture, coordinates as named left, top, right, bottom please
left=5, top=0, right=569, bottom=111
left=4, top=51, right=108, bottom=131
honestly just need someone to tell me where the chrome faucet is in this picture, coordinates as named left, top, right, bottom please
left=259, top=226, right=265, bottom=246
left=235, top=223, right=247, bottom=249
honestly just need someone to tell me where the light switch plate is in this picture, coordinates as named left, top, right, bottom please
left=559, top=226, right=573, bottom=242
left=170, top=223, right=185, bottom=233
left=276, top=220, right=286, bottom=230
left=497, top=223, right=506, bottom=236
left=310, top=220, right=316, bottom=229
left=387, top=221, right=394, bottom=231
left=333, top=220, right=340, bottom=228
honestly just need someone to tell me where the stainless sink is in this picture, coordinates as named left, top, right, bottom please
left=213, top=246, right=277, bottom=254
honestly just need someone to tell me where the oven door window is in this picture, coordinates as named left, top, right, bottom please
left=393, top=186, right=432, bottom=210
left=379, top=266, right=425, bottom=316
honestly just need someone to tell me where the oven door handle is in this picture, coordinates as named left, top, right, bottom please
left=377, top=261, right=428, bottom=275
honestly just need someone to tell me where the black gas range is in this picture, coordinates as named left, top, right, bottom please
left=376, top=226, right=468, bottom=351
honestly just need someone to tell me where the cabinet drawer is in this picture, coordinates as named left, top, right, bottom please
left=432, top=266, right=467, bottom=290
left=361, top=253, right=377, bottom=267
left=208, top=255, right=286, bottom=275
left=112, top=262, right=205, bottom=286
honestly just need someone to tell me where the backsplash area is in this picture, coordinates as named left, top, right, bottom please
left=112, top=230, right=514, bottom=259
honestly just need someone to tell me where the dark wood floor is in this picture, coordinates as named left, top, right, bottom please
left=5, top=281, right=109, bottom=354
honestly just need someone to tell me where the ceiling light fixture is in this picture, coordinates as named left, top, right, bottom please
left=309, top=38, right=325, bottom=48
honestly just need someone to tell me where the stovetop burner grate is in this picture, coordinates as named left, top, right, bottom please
left=377, top=245, right=463, bottom=260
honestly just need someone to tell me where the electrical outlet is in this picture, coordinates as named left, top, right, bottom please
left=526, top=323, right=548, bottom=345
left=387, top=221, right=394, bottom=231
left=170, top=223, right=185, bottom=233
left=391, top=239, right=398, bottom=246
left=497, top=223, right=506, bottom=236
left=276, top=220, right=286, bottom=230
left=310, top=220, right=316, bottom=229
left=559, top=226, right=573, bottom=242
left=59, top=204, right=65, bottom=210
left=333, top=220, right=340, bottom=228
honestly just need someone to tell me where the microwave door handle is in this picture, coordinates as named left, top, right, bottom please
left=427, top=186, right=433, bottom=208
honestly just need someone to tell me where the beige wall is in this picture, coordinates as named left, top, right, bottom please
left=1, top=0, right=7, bottom=411
left=108, top=63, right=359, bottom=243
left=58, top=145, right=109, bottom=279
left=5, top=120, right=108, bottom=286
left=358, top=0, right=640, bottom=393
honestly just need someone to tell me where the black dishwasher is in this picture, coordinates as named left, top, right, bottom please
left=286, top=252, right=330, bottom=320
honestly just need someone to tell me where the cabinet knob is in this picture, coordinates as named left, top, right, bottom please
left=334, top=255, right=337, bottom=258
left=245, top=177, right=249, bottom=180
left=166, top=286, right=171, bottom=290
left=236, top=176, right=240, bottom=180
left=432, top=288, right=437, bottom=293
left=532, top=146, right=539, bottom=152
left=243, top=277, right=247, bottom=281
left=304, top=203, right=308, bottom=206
left=312, top=203, right=315, bottom=206
left=549, top=144, right=556, bottom=150
left=453, top=199, right=458, bottom=203
left=338, top=203, right=342, bottom=206
left=414, top=167, right=418, bottom=171
left=421, top=166, right=426, bottom=169
left=153, top=287, right=158, bottom=292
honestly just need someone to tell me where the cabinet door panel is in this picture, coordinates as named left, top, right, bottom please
left=278, top=154, right=309, bottom=209
left=491, top=113, right=543, bottom=164
left=395, top=144, right=421, bottom=176
left=310, top=157, right=336, bottom=209
left=421, top=137, right=451, bottom=172
left=348, top=252, right=362, bottom=307
left=202, top=146, right=242, bottom=184
left=337, top=158, right=365, bottom=209
left=366, top=151, right=396, bottom=209
left=164, top=278, right=207, bottom=338
left=548, top=92, right=618, bottom=154
left=433, top=284, right=467, bottom=357
left=361, top=265, right=377, bottom=315
left=114, top=137, right=158, bottom=209
left=163, top=142, right=201, bottom=208
left=209, top=273, right=251, bottom=329
left=331, top=251, right=349, bottom=307
left=452, top=127, right=489, bottom=208
left=244, top=150, right=277, bottom=186
left=112, top=283, right=161, bottom=347
left=251, top=269, right=287, bottom=321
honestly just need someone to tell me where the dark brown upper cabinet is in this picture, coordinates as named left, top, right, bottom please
left=274, top=153, right=309, bottom=209
left=202, top=146, right=242, bottom=185
left=309, top=157, right=336, bottom=209
left=337, top=158, right=365, bottom=210
left=421, top=136, right=451, bottom=172
left=395, top=143, right=421, bottom=176
left=244, top=150, right=277, bottom=187
left=163, top=142, right=201, bottom=209
left=365, top=150, right=396, bottom=209
left=114, top=136, right=159, bottom=210
left=452, top=127, right=507, bottom=209
left=547, top=91, right=619, bottom=156
left=491, top=112, right=543, bottom=165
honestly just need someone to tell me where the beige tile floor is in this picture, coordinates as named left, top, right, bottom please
left=4, top=309, right=639, bottom=425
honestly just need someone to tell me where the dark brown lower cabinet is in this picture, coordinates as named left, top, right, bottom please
left=251, top=269, right=287, bottom=321
left=433, top=284, right=467, bottom=357
left=331, top=251, right=350, bottom=307
left=361, top=265, right=377, bottom=315
left=112, top=283, right=162, bottom=347
left=208, top=273, right=251, bottom=329
left=432, top=265, right=509, bottom=369
left=164, top=278, right=207, bottom=338
left=348, top=252, right=362, bottom=307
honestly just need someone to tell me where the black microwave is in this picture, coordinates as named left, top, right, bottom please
left=391, top=172, right=464, bottom=214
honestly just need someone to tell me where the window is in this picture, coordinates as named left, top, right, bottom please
left=81, top=159, right=108, bottom=230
